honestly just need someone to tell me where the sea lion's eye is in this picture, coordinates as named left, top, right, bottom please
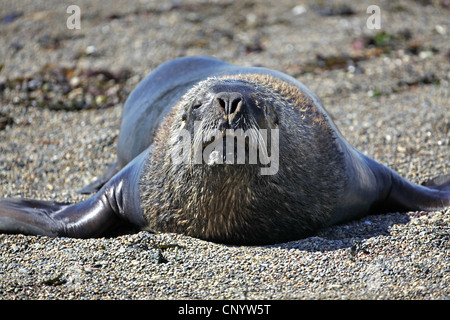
left=249, top=93, right=263, bottom=109
left=192, top=100, right=202, bottom=109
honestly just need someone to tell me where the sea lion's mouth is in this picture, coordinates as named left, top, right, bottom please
left=201, top=129, right=264, bottom=152
left=200, top=129, right=269, bottom=166
left=202, top=131, right=253, bottom=149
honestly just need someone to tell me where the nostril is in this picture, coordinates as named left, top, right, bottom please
left=217, top=97, right=226, bottom=112
left=215, top=92, right=244, bottom=117
left=229, top=97, right=242, bottom=115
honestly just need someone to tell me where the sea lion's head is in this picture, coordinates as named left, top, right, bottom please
left=169, top=76, right=280, bottom=170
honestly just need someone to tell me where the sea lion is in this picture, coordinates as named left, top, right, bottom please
left=0, top=56, right=449, bottom=244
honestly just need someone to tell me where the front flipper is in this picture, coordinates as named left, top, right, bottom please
left=386, top=171, right=450, bottom=212
left=0, top=195, right=122, bottom=237
left=329, top=146, right=449, bottom=226
left=0, top=149, right=149, bottom=238
left=0, top=199, right=72, bottom=237
left=422, top=173, right=450, bottom=188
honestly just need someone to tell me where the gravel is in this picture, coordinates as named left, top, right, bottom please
left=0, top=0, right=449, bottom=300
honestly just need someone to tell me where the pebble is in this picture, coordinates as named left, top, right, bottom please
left=0, top=0, right=449, bottom=300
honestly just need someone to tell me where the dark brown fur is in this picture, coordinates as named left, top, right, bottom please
left=139, top=75, right=347, bottom=245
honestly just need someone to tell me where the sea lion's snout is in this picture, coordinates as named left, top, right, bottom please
left=207, top=82, right=267, bottom=130
left=214, top=90, right=267, bottom=131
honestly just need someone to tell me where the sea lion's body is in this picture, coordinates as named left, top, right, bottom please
left=1, top=56, right=449, bottom=244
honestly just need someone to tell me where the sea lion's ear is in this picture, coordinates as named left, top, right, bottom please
left=0, top=148, right=150, bottom=238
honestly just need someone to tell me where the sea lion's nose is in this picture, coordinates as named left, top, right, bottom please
left=215, top=92, right=244, bottom=121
